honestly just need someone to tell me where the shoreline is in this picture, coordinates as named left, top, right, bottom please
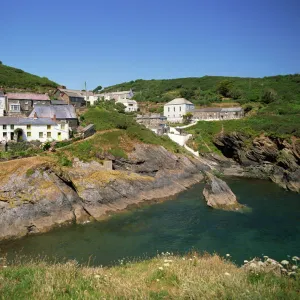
left=0, top=173, right=204, bottom=242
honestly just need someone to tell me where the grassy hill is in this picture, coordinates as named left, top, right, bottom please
left=98, top=74, right=300, bottom=105
left=0, top=63, right=58, bottom=93
left=1, top=253, right=299, bottom=299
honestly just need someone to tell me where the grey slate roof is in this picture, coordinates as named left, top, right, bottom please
left=29, top=105, right=77, bottom=119
left=51, top=100, right=68, bottom=105
left=0, top=117, right=57, bottom=125
left=193, top=108, right=222, bottom=113
left=221, top=107, right=243, bottom=112
left=165, top=98, right=194, bottom=105
left=192, top=107, right=243, bottom=113
left=58, top=89, right=92, bottom=98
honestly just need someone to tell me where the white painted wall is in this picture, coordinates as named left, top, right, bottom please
left=167, top=133, right=192, bottom=146
left=164, top=104, right=194, bottom=123
left=116, top=100, right=138, bottom=112
left=0, top=123, right=69, bottom=143
left=0, top=96, right=6, bottom=117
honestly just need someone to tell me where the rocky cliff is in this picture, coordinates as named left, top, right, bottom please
left=213, top=133, right=300, bottom=192
left=0, top=144, right=209, bottom=241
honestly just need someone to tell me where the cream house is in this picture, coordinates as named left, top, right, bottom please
left=116, top=98, right=138, bottom=112
left=97, top=90, right=134, bottom=101
left=0, top=117, right=69, bottom=143
left=164, top=98, right=195, bottom=123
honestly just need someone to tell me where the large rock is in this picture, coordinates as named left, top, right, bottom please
left=0, top=144, right=208, bottom=241
left=202, top=172, right=243, bottom=210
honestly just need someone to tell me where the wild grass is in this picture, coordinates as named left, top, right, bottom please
left=186, top=112, right=300, bottom=153
left=0, top=253, right=299, bottom=299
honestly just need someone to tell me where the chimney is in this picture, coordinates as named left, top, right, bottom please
left=52, top=114, right=56, bottom=121
left=33, top=112, right=38, bottom=119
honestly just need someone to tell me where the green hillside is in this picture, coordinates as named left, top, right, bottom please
left=98, top=74, right=300, bottom=105
left=0, top=62, right=58, bottom=92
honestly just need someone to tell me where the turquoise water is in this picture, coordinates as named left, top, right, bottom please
left=1, top=177, right=299, bottom=265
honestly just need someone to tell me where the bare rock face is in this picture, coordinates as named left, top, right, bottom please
left=202, top=172, right=243, bottom=210
left=0, top=144, right=209, bottom=241
left=214, top=133, right=300, bottom=193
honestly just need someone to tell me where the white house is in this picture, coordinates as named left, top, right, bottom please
left=163, top=98, right=195, bottom=123
left=116, top=98, right=138, bottom=112
left=0, top=92, right=6, bottom=117
left=0, top=117, right=70, bottom=143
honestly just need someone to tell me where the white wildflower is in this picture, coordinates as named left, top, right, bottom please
left=156, top=279, right=160, bottom=282
left=224, top=272, right=231, bottom=276
left=182, top=257, right=186, bottom=261
left=94, top=275, right=101, bottom=279
left=292, top=266, right=298, bottom=270
left=189, top=258, right=193, bottom=261
left=226, top=254, right=230, bottom=257
left=281, top=260, right=289, bottom=265
left=292, top=256, right=299, bottom=261
left=263, top=256, right=269, bottom=259
left=158, top=267, right=164, bottom=270
left=3, top=266, right=7, bottom=268
left=164, top=263, right=170, bottom=267
left=244, top=260, right=249, bottom=264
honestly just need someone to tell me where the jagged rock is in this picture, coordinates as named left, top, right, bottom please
left=202, top=172, right=243, bottom=210
left=0, top=144, right=208, bottom=241
left=214, top=133, right=300, bottom=193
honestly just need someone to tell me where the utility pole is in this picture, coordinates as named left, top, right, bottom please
left=85, top=81, right=88, bottom=107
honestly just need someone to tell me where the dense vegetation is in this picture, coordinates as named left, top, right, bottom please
left=0, top=63, right=58, bottom=92
left=98, top=74, right=300, bottom=105
left=78, top=101, right=183, bottom=155
left=1, top=253, right=299, bottom=299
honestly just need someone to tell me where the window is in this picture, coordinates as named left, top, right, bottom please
left=47, top=125, right=51, bottom=130
left=47, top=132, right=51, bottom=138
left=180, top=106, right=182, bottom=112
left=3, top=132, right=7, bottom=137
left=11, top=125, right=14, bottom=130
left=10, top=104, right=20, bottom=112
left=3, top=125, right=6, bottom=130
left=168, top=107, right=170, bottom=112
left=27, top=125, right=31, bottom=130
left=27, top=132, right=31, bottom=137
left=173, top=107, right=175, bottom=112
left=61, top=124, right=65, bottom=130
left=39, top=132, right=43, bottom=138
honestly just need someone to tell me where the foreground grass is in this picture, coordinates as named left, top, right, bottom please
left=0, top=254, right=299, bottom=300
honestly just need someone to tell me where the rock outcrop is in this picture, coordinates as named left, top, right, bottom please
left=0, top=144, right=209, bottom=241
left=214, top=133, right=300, bottom=192
left=202, top=172, right=244, bottom=210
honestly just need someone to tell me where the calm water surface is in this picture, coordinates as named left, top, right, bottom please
left=1, top=178, right=299, bottom=265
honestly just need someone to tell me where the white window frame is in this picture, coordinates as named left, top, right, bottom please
left=10, top=104, right=20, bottom=112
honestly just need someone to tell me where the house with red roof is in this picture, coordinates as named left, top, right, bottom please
left=6, top=93, right=50, bottom=116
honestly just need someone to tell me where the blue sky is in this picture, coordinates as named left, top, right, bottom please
left=1, top=0, right=299, bottom=90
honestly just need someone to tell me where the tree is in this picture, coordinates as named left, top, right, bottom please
left=0, top=61, right=2, bottom=65
left=216, top=80, right=233, bottom=97
left=261, top=88, right=277, bottom=104
left=183, top=112, right=193, bottom=124
left=14, top=128, right=23, bottom=142
left=180, top=88, right=194, bottom=99
left=230, top=88, right=243, bottom=100
left=93, top=85, right=102, bottom=93
left=115, top=102, right=126, bottom=114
